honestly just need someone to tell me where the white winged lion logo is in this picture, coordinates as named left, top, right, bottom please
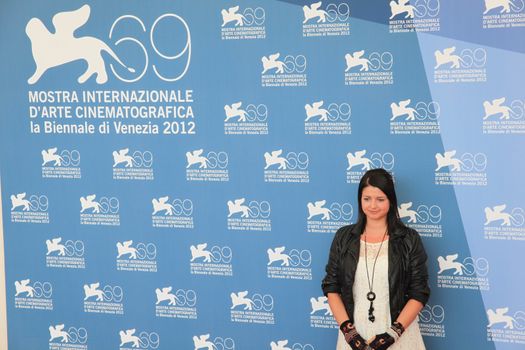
left=26, top=4, right=134, bottom=84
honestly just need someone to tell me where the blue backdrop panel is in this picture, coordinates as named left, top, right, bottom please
left=1, top=1, right=524, bottom=349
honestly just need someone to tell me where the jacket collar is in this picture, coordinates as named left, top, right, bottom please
left=344, top=223, right=407, bottom=262
left=348, top=223, right=407, bottom=240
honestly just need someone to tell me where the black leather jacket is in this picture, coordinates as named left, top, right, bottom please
left=322, top=224, right=430, bottom=323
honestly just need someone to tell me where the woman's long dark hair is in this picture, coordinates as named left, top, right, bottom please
left=354, top=168, right=407, bottom=235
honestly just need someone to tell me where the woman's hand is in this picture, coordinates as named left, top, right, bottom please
left=368, top=321, right=404, bottom=350
left=347, top=333, right=371, bottom=350
left=340, top=320, right=373, bottom=350
left=367, top=333, right=394, bottom=350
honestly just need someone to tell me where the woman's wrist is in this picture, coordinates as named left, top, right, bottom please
left=386, top=321, right=405, bottom=341
left=340, top=320, right=359, bottom=343
left=340, top=320, right=352, bottom=332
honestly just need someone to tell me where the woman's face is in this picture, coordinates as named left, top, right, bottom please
left=361, top=185, right=390, bottom=222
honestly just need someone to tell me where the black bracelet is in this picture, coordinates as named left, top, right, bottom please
left=340, top=320, right=353, bottom=334
left=391, top=321, right=405, bottom=337
left=340, top=320, right=360, bottom=343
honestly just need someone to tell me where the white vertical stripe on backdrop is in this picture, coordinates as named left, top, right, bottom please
left=0, top=179, right=8, bottom=350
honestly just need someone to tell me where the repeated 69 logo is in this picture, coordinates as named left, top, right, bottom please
left=46, top=237, right=85, bottom=257
left=264, top=150, right=309, bottom=170
left=261, top=53, right=306, bottom=74
left=267, top=247, right=312, bottom=267
left=49, top=324, right=88, bottom=344
left=345, top=50, right=393, bottom=72
left=347, top=150, right=394, bottom=171
left=83, top=282, right=123, bottom=302
left=190, top=243, right=233, bottom=264
left=119, top=329, right=159, bottom=349
left=307, top=200, right=353, bottom=221
left=80, top=195, right=119, bottom=214
left=230, top=291, right=274, bottom=312
left=41, top=148, right=80, bottom=167
left=303, top=2, right=350, bottom=23
left=10, top=193, right=48, bottom=212
left=15, top=279, right=52, bottom=298
left=221, top=6, right=265, bottom=26
left=419, top=304, right=445, bottom=324
left=155, top=287, right=196, bottom=307
left=398, top=202, right=442, bottom=224
left=227, top=198, right=271, bottom=219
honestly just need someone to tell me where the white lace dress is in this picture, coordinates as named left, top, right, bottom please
left=336, top=240, right=426, bottom=350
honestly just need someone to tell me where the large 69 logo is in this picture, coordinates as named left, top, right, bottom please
left=109, top=13, right=191, bottom=82
left=419, top=304, right=445, bottom=324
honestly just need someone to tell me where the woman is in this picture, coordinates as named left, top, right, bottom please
left=322, top=169, right=430, bottom=350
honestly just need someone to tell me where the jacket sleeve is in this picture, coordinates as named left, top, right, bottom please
left=406, top=230, right=431, bottom=305
left=321, top=226, right=345, bottom=296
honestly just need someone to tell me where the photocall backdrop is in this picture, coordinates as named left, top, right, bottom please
left=1, top=0, right=524, bottom=349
